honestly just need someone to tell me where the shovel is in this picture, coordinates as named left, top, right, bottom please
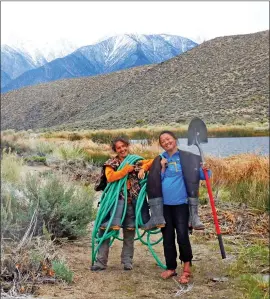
left=188, top=117, right=226, bottom=259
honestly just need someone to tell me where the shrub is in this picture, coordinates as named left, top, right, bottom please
left=1, top=149, right=24, bottom=184
left=24, top=174, right=96, bottom=238
left=84, top=151, right=110, bottom=166
left=89, top=132, right=114, bottom=144
left=1, top=129, right=16, bottom=136
left=67, top=132, right=83, bottom=141
left=1, top=182, right=31, bottom=239
left=35, top=141, right=56, bottom=155
left=52, top=260, right=74, bottom=283
left=135, top=119, right=146, bottom=125
left=56, top=144, right=86, bottom=161
left=89, top=132, right=128, bottom=144
left=24, top=156, right=47, bottom=164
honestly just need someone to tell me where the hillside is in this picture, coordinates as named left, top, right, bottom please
left=1, top=30, right=269, bottom=131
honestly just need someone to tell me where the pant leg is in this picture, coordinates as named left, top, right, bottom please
left=121, top=228, right=135, bottom=264
left=161, top=205, right=177, bottom=270
left=173, top=204, right=193, bottom=263
left=122, top=203, right=135, bottom=229
left=95, top=229, right=110, bottom=267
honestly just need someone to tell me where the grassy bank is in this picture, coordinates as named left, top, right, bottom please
left=2, top=122, right=268, bottom=142
left=38, top=124, right=269, bottom=142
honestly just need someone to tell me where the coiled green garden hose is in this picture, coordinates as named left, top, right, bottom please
left=91, top=154, right=166, bottom=269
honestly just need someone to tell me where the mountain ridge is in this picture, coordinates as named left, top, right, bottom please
left=1, top=30, right=268, bottom=131
left=1, top=34, right=197, bottom=93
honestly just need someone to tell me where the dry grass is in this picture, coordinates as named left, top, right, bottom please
left=39, top=123, right=269, bottom=142
left=206, top=154, right=269, bottom=185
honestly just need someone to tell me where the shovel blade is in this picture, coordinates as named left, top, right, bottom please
left=188, top=117, right=208, bottom=146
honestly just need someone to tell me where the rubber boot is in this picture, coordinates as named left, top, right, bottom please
left=100, top=200, right=125, bottom=230
left=140, top=199, right=150, bottom=225
left=188, top=197, right=205, bottom=230
left=132, top=199, right=150, bottom=228
left=141, top=197, right=166, bottom=230
left=121, top=229, right=135, bottom=270
left=123, top=204, right=135, bottom=230
left=91, top=229, right=110, bottom=271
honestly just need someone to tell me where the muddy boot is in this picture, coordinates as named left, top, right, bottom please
left=123, top=204, right=135, bottom=230
left=100, top=200, right=125, bottom=230
left=188, top=197, right=205, bottom=230
left=121, top=229, right=135, bottom=270
left=141, top=197, right=166, bottom=230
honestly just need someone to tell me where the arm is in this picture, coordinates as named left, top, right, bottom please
left=199, top=168, right=212, bottom=180
left=105, top=164, right=134, bottom=183
left=140, top=159, right=154, bottom=172
left=137, top=159, right=154, bottom=179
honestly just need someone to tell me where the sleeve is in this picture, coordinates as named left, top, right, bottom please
left=105, top=165, right=131, bottom=183
left=140, top=159, right=154, bottom=172
left=199, top=168, right=212, bottom=180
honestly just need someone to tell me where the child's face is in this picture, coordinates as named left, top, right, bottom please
left=159, top=133, right=177, bottom=152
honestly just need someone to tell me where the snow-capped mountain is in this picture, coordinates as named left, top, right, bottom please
left=78, top=34, right=197, bottom=72
left=6, top=39, right=78, bottom=64
left=1, top=39, right=78, bottom=86
left=1, top=34, right=198, bottom=93
left=1, top=45, right=39, bottom=79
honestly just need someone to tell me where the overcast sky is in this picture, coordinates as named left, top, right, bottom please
left=1, top=1, right=269, bottom=49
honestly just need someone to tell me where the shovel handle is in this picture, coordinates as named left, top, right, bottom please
left=203, top=168, right=226, bottom=259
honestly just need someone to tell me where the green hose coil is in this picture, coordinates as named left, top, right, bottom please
left=91, top=154, right=166, bottom=269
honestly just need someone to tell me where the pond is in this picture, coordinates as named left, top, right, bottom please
left=132, top=137, right=269, bottom=157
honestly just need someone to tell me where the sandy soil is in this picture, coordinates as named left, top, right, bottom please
left=36, top=231, right=242, bottom=299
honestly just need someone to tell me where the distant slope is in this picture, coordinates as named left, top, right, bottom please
left=1, top=31, right=269, bottom=131
left=2, top=34, right=197, bottom=93
left=1, top=70, right=11, bottom=88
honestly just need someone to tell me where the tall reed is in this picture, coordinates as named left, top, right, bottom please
left=206, top=154, right=269, bottom=211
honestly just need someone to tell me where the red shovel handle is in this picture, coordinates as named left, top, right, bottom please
left=203, top=167, right=226, bottom=259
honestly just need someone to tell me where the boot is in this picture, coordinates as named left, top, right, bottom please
left=123, top=204, right=135, bottom=230
left=100, top=200, right=125, bottom=230
left=188, top=197, right=205, bottom=230
left=140, top=199, right=150, bottom=225
left=91, top=229, right=110, bottom=271
left=131, top=199, right=150, bottom=228
left=121, top=229, right=135, bottom=270
left=141, top=197, right=166, bottom=230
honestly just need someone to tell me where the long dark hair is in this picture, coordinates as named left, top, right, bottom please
left=158, top=130, right=177, bottom=144
left=111, top=136, right=130, bottom=152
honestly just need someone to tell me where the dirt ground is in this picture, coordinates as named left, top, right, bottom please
left=35, top=230, right=244, bottom=299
